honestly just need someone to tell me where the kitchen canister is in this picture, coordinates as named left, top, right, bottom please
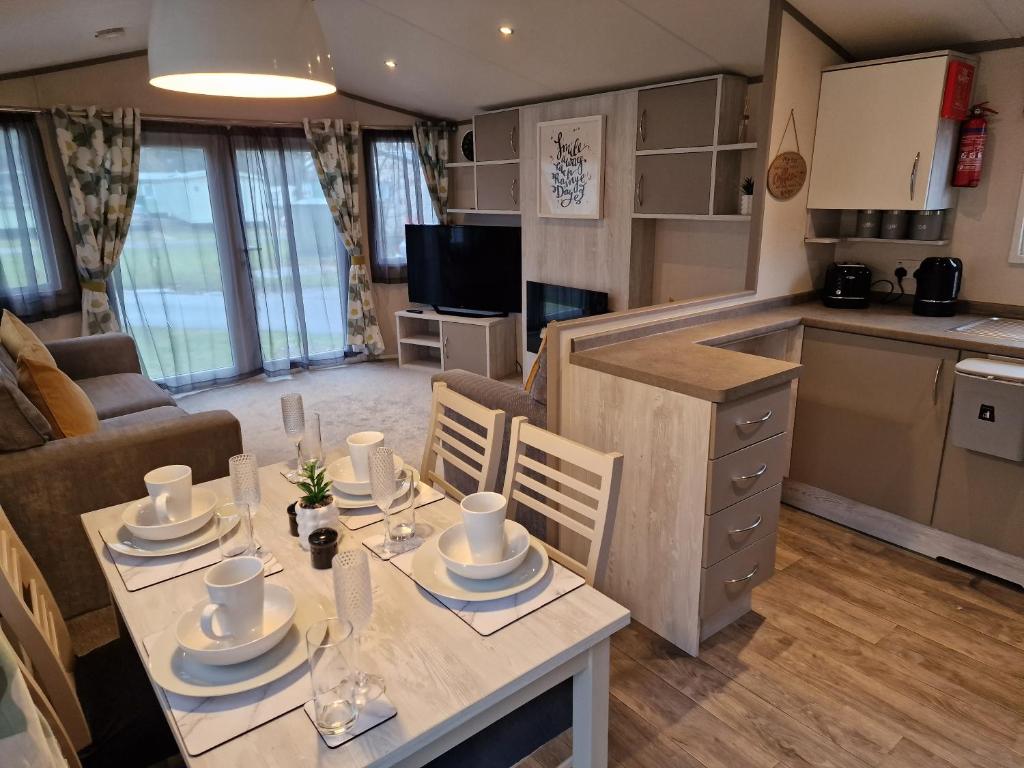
left=855, top=210, right=881, bottom=238
left=909, top=210, right=945, bottom=241
left=880, top=210, right=909, bottom=240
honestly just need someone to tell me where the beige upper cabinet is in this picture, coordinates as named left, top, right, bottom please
left=807, top=54, right=971, bottom=211
left=473, top=109, right=519, bottom=162
left=475, top=163, right=519, bottom=211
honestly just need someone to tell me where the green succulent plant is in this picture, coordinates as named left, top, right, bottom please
left=297, top=461, right=332, bottom=507
left=741, top=176, right=755, bottom=195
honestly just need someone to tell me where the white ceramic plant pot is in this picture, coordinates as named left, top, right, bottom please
left=296, top=498, right=337, bottom=551
left=739, top=194, right=753, bottom=216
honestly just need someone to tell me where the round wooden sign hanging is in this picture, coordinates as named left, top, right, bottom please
left=766, top=151, right=807, bottom=201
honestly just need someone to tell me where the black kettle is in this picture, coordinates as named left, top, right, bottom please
left=913, top=257, right=962, bottom=317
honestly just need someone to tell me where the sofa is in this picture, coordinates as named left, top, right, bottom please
left=0, top=332, right=242, bottom=618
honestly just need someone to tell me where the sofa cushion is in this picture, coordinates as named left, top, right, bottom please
left=17, top=344, right=99, bottom=438
left=0, top=377, right=52, bottom=451
left=0, top=342, right=16, bottom=379
left=1, top=309, right=55, bottom=368
left=99, top=405, right=187, bottom=431
left=78, top=373, right=175, bottom=420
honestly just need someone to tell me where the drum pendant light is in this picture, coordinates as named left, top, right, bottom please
left=148, top=0, right=336, bottom=98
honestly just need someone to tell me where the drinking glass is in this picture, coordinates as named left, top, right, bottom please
left=369, top=446, right=396, bottom=513
left=332, top=548, right=385, bottom=704
left=300, top=411, right=324, bottom=469
left=281, top=393, right=305, bottom=482
left=383, top=467, right=418, bottom=553
left=229, top=453, right=265, bottom=561
left=216, top=502, right=255, bottom=558
left=306, top=618, right=360, bottom=736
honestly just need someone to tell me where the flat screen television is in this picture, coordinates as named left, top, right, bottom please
left=406, top=224, right=522, bottom=316
left=526, top=281, right=609, bottom=353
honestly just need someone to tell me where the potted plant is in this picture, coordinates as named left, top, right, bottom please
left=295, top=460, right=336, bottom=550
left=739, top=177, right=754, bottom=216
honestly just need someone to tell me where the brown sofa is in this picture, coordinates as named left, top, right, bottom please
left=0, top=333, right=242, bottom=618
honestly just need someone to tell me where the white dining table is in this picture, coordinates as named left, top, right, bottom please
left=79, top=461, right=629, bottom=768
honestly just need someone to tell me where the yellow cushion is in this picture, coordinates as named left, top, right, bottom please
left=1, top=309, right=55, bottom=368
left=16, top=344, right=99, bottom=439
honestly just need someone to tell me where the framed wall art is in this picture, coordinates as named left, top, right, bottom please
left=537, top=115, right=604, bottom=219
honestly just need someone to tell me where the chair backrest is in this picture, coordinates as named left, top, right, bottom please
left=501, top=417, right=623, bottom=585
left=0, top=504, right=90, bottom=750
left=420, top=382, right=507, bottom=501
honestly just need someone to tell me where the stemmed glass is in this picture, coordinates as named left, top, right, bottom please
left=281, top=393, right=305, bottom=482
left=227, top=453, right=260, bottom=559
left=370, top=448, right=417, bottom=555
left=332, top=549, right=385, bottom=705
left=369, top=447, right=398, bottom=552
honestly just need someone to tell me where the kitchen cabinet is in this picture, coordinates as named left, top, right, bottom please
left=475, top=163, right=519, bottom=212
left=807, top=52, right=975, bottom=211
left=789, top=328, right=957, bottom=524
left=473, top=109, right=519, bottom=162
left=634, top=153, right=712, bottom=215
left=636, top=79, right=718, bottom=150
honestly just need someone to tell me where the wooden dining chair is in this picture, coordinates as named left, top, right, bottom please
left=420, top=381, right=507, bottom=501
left=501, top=417, right=623, bottom=585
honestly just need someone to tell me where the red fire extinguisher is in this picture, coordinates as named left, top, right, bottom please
left=953, top=102, right=998, bottom=188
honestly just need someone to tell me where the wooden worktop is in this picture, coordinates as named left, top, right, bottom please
left=569, top=302, right=1024, bottom=402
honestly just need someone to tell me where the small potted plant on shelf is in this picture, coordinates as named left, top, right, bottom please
left=739, top=177, right=755, bottom=216
left=295, top=460, right=336, bottom=550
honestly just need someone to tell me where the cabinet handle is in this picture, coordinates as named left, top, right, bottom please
left=443, top=336, right=449, bottom=360
left=910, top=151, right=920, bottom=201
left=639, top=108, right=648, bottom=144
left=635, top=174, right=645, bottom=207
left=732, top=464, right=768, bottom=483
left=728, top=516, right=763, bottom=535
left=736, top=409, right=773, bottom=427
left=510, top=177, right=518, bottom=206
left=509, top=124, right=517, bottom=155
left=724, top=563, right=760, bottom=584
left=932, top=359, right=943, bottom=404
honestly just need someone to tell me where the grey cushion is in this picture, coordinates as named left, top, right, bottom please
left=528, top=349, right=548, bottom=406
left=0, top=377, right=52, bottom=451
left=0, top=343, right=16, bottom=378
left=77, top=373, right=175, bottom=420
left=99, top=405, right=188, bottom=431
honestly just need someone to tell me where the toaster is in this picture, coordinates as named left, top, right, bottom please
left=822, top=263, right=872, bottom=309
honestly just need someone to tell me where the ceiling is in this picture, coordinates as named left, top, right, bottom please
left=0, top=1, right=1020, bottom=119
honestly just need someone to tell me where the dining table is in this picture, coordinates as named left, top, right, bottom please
left=79, top=461, right=629, bottom=768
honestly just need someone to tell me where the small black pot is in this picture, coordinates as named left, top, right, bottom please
left=309, top=527, right=339, bottom=570
left=286, top=502, right=299, bottom=537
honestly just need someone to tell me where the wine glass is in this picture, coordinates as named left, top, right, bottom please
left=228, top=453, right=260, bottom=559
left=332, top=549, right=385, bottom=704
left=281, top=393, right=305, bottom=482
left=301, top=411, right=324, bottom=469
left=369, top=447, right=398, bottom=551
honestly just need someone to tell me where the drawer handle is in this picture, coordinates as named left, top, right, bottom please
left=732, top=464, right=768, bottom=483
left=736, top=409, right=773, bottom=427
left=635, top=174, right=644, bottom=207
left=724, top=563, right=760, bottom=584
left=639, top=108, right=648, bottom=143
left=728, top=515, right=763, bottom=535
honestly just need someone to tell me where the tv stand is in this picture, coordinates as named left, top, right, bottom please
left=432, top=305, right=508, bottom=319
left=395, top=309, right=516, bottom=379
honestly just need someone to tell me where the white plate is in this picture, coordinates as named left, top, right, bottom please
left=149, top=592, right=328, bottom=698
left=328, top=454, right=404, bottom=497
left=122, top=488, right=218, bottom=541
left=411, top=537, right=549, bottom=602
left=175, top=584, right=296, bottom=666
left=438, top=520, right=531, bottom=580
left=333, top=480, right=433, bottom=511
left=105, top=514, right=237, bottom=559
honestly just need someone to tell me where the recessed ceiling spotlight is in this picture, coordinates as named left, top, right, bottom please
left=499, top=25, right=514, bottom=37
left=385, top=59, right=397, bottom=69
left=94, top=27, right=125, bottom=40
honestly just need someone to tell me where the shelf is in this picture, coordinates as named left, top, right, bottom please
left=475, top=159, right=519, bottom=166
left=445, top=161, right=475, bottom=168
left=803, top=236, right=950, bottom=246
left=805, top=237, right=842, bottom=244
left=636, top=145, right=714, bottom=156
left=448, top=208, right=521, bottom=216
left=399, top=360, right=442, bottom=373
left=399, top=334, right=441, bottom=349
left=446, top=159, right=519, bottom=168
left=717, top=142, right=758, bottom=151
left=632, top=213, right=751, bottom=221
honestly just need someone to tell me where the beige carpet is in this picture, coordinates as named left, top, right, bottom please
left=177, top=360, right=436, bottom=470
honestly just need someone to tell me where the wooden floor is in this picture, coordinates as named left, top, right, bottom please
left=517, top=505, right=1024, bottom=768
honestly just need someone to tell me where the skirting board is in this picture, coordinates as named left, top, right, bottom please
left=783, top=480, right=1024, bottom=587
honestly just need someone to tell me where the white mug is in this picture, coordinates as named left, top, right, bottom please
left=460, top=492, right=508, bottom=564
left=200, top=556, right=265, bottom=641
left=144, top=465, right=192, bottom=523
left=346, top=431, right=384, bottom=482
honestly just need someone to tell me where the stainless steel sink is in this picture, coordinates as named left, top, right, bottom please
left=951, top=317, right=1024, bottom=342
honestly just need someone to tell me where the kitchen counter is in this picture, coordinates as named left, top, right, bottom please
left=569, top=302, right=1024, bottom=402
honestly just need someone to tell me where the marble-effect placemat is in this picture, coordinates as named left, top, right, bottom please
left=101, top=530, right=282, bottom=591
left=361, top=532, right=426, bottom=562
left=303, top=696, right=398, bottom=748
left=142, top=631, right=309, bottom=756
left=388, top=544, right=586, bottom=637
left=337, top=483, right=444, bottom=531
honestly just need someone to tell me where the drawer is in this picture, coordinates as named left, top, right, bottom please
left=710, top=384, right=791, bottom=459
left=706, top=432, right=786, bottom=514
left=703, top=484, right=781, bottom=566
left=700, top=533, right=777, bottom=618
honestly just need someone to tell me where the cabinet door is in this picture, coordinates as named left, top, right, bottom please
left=789, top=328, right=957, bottom=524
left=442, top=321, right=488, bottom=376
left=807, top=56, right=947, bottom=210
left=635, top=153, right=712, bottom=215
left=474, top=110, right=519, bottom=161
left=475, top=163, right=519, bottom=211
left=637, top=80, right=718, bottom=150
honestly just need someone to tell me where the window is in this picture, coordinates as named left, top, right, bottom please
left=0, top=114, right=76, bottom=319
left=364, top=130, right=437, bottom=283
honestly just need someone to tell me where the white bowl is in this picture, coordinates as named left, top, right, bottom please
left=175, top=584, right=296, bottom=666
left=328, top=453, right=404, bottom=496
left=438, top=520, right=531, bottom=580
left=122, top=487, right=217, bottom=541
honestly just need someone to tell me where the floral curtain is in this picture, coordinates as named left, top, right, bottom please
left=302, top=119, right=384, bottom=357
left=52, top=106, right=141, bottom=335
left=412, top=121, right=451, bottom=225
